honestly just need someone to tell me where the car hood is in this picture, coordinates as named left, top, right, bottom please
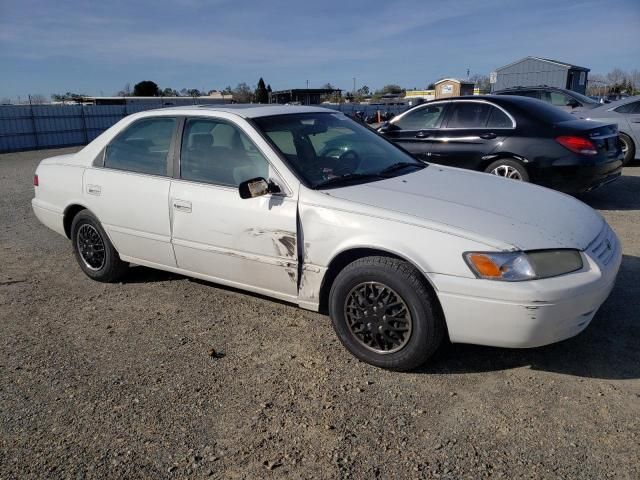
left=317, top=166, right=603, bottom=251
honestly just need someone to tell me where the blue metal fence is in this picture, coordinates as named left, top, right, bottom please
left=0, top=102, right=408, bottom=153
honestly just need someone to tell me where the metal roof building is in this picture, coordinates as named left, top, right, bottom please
left=491, top=57, right=590, bottom=94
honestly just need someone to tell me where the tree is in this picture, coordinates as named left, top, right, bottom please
left=232, top=82, right=253, bottom=103
left=254, top=77, right=269, bottom=104
left=187, top=88, right=202, bottom=97
left=116, top=83, right=132, bottom=96
left=266, top=84, right=272, bottom=93
left=222, top=86, right=233, bottom=95
left=606, top=68, right=626, bottom=87
left=426, top=83, right=436, bottom=90
left=161, top=87, right=178, bottom=96
left=133, top=80, right=160, bottom=96
left=29, top=94, right=48, bottom=104
left=469, top=74, right=490, bottom=93
left=51, top=92, right=84, bottom=102
left=380, top=84, right=403, bottom=95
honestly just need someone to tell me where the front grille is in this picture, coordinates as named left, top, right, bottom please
left=587, top=223, right=617, bottom=266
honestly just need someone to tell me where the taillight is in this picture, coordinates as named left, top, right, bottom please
left=33, top=174, right=39, bottom=186
left=556, top=136, right=598, bottom=156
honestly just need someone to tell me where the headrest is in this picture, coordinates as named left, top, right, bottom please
left=191, top=133, right=213, bottom=149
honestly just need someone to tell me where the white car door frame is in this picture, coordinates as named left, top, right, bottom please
left=83, top=116, right=179, bottom=268
left=168, top=114, right=300, bottom=302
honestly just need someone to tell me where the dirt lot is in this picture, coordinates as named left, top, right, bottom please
left=1, top=147, right=639, bottom=479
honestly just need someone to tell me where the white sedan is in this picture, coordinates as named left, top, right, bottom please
left=32, top=105, right=621, bottom=370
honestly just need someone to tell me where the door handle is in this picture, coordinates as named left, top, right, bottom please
left=415, top=131, right=430, bottom=138
left=480, top=132, right=497, bottom=139
left=173, top=199, right=192, bottom=213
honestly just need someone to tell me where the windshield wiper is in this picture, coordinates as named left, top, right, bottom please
left=313, top=172, right=385, bottom=189
left=378, top=161, right=426, bottom=177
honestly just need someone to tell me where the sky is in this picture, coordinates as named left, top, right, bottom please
left=1, top=0, right=639, bottom=99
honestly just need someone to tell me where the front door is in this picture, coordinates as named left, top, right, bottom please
left=169, top=117, right=298, bottom=300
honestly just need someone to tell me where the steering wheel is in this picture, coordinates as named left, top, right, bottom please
left=332, top=149, right=361, bottom=176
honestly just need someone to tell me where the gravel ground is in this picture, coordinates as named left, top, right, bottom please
left=1, top=147, right=639, bottom=479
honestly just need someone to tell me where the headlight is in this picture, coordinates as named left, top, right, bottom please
left=464, top=250, right=583, bottom=281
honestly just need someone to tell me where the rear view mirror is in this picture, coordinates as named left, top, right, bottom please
left=238, top=177, right=281, bottom=199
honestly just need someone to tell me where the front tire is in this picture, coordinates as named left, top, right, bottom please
left=484, top=158, right=529, bottom=182
left=328, top=256, right=444, bottom=371
left=620, top=133, right=635, bottom=166
left=71, top=210, right=128, bottom=282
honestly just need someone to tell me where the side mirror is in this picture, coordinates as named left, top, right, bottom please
left=238, top=177, right=281, bottom=199
left=566, top=98, right=580, bottom=108
left=378, top=121, right=399, bottom=134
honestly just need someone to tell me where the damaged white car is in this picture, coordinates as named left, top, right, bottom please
left=32, top=105, right=621, bottom=370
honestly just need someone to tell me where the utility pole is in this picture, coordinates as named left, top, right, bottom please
left=353, top=77, right=356, bottom=97
left=306, top=79, right=309, bottom=89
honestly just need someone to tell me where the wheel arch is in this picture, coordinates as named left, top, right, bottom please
left=480, top=152, right=529, bottom=172
left=317, top=247, right=444, bottom=320
left=62, top=203, right=90, bottom=238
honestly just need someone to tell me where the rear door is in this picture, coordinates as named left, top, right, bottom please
left=83, top=116, right=177, bottom=267
left=383, top=102, right=448, bottom=161
left=430, top=101, right=516, bottom=170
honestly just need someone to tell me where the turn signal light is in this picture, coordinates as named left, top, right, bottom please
left=33, top=174, right=39, bottom=186
left=466, top=253, right=502, bottom=277
left=556, top=136, right=597, bottom=155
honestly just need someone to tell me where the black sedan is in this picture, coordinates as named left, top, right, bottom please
left=377, top=95, right=623, bottom=193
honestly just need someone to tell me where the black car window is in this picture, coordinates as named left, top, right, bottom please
left=509, top=90, right=540, bottom=100
left=614, top=101, right=640, bottom=114
left=486, top=106, right=513, bottom=128
left=180, top=118, right=269, bottom=186
left=104, top=117, right=176, bottom=176
left=446, top=102, right=491, bottom=128
left=548, top=91, right=575, bottom=107
left=393, top=104, right=446, bottom=130
left=511, top=96, right=576, bottom=123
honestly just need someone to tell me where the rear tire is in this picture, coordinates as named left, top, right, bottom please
left=71, top=210, right=128, bottom=282
left=620, top=133, right=635, bottom=166
left=328, top=256, right=444, bottom=371
left=484, top=158, right=529, bottom=182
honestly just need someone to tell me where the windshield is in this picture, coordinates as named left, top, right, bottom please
left=253, top=112, right=424, bottom=188
left=570, top=91, right=599, bottom=105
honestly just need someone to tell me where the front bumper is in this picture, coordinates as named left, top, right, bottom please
left=431, top=225, right=621, bottom=348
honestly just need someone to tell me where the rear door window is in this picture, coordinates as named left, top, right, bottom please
left=446, top=102, right=491, bottom=128
left=104, top=117, right=176, bottom=176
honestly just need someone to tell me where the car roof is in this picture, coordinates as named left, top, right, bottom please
left=141, top=104, right=334, bottom=119
left=495, top=86, right=569, bottom=93
left=410, top=94, right=534, bottom=107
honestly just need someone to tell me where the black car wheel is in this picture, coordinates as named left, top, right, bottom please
left=71, top=210, right=128, bottom=282
left=328, top=256, right=444, bottom=371
left=620, top=133, right=635, bottom=166
left=484, top=159, right=529, bottom=182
